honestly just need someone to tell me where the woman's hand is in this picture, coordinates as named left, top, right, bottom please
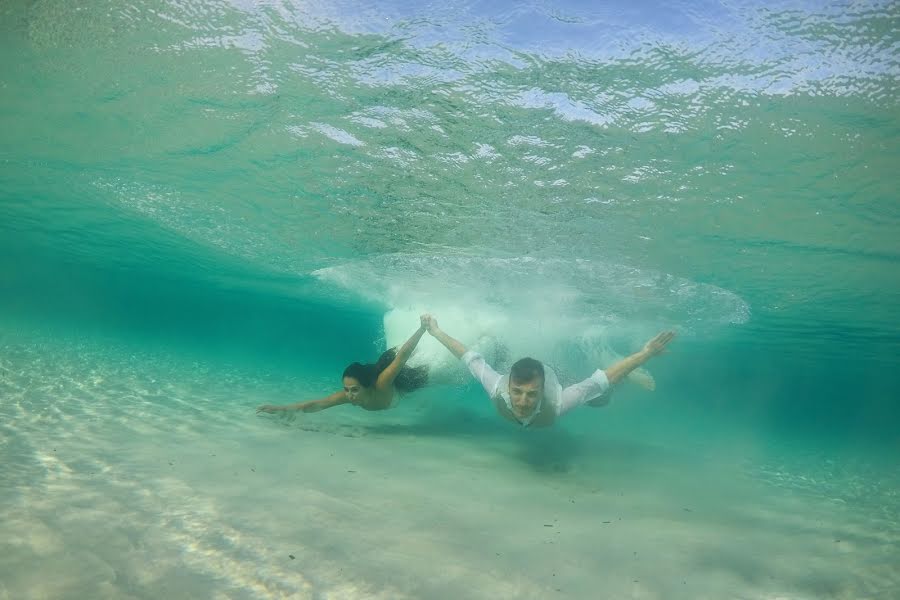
left=421, top=314, right=439, bottom=334
left=256, top=404, right=285, bottom=414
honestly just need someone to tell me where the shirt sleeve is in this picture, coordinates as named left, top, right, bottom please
left=461, top=351, right=502, bottom=398
left=558, top=369, right=611, bottom=416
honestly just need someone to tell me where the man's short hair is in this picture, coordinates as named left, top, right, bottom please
left=510, top=357, right=544, bottom=384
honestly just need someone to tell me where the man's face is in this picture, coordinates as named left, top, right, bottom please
left=508, top=377, right=544, bottom=419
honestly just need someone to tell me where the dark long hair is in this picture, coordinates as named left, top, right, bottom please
left=342, top=347, right=428, bottom=394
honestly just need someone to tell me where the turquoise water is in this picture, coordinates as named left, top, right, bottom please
left=2, top=0, right=899, bottom=598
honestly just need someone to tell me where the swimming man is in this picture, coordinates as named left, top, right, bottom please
left=423, top=315, right=675, bottom=428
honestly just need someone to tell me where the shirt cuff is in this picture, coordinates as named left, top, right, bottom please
left=461, top=350, right=482, bottom=366
left=590, top=369, right=610, bottom=388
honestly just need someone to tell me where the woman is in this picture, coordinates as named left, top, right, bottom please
left=256, top=315, right=430, bottom=415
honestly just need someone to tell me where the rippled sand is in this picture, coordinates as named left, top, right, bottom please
left=2, top=336, right=897, bottom=600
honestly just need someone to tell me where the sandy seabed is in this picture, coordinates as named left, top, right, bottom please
left=1, top=338, right=897, bottom=600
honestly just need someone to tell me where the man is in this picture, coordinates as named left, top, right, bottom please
left=423, top=315, right=675, bottom=428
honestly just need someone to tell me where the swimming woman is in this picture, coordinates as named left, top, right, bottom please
left=255, top=314, right=430, bottom=415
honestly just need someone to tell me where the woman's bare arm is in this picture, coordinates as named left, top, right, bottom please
left=256, top=390, right=349, bottom=414
left=376, top=316, right=428, bottom=389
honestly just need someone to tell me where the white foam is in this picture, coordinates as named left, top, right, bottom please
left=313, top=253, right=749, bottom=335
left=317, top=252, right=748, bottom=381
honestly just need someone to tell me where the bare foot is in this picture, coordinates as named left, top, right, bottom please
left=627, top=368, right=656, bottom=391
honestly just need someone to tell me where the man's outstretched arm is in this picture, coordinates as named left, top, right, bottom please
left=604, top=331, right=676, bottom=385
left=425, top=315, right=503, bottom=397
left=424, top=316, right=469, bottom=358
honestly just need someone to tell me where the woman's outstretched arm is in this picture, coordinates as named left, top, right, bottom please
left=256, top=390, right=349, bottom=414
left=376, top=315, right=429, bottom=389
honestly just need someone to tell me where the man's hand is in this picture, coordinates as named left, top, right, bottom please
left=604, top=330, right=676, bottom=385
left=422, top=314, right=439, bottom=335
left=256, top=404, right=284, bottom=414
left=423, top=315, right=467, bottom=358
left=642, top=331, right=676, bottom=357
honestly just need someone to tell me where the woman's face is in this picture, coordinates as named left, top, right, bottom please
left=342, top=376, right=366, bottom=403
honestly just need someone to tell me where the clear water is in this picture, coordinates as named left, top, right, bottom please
left=1, top=0, right=898, bottom=598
